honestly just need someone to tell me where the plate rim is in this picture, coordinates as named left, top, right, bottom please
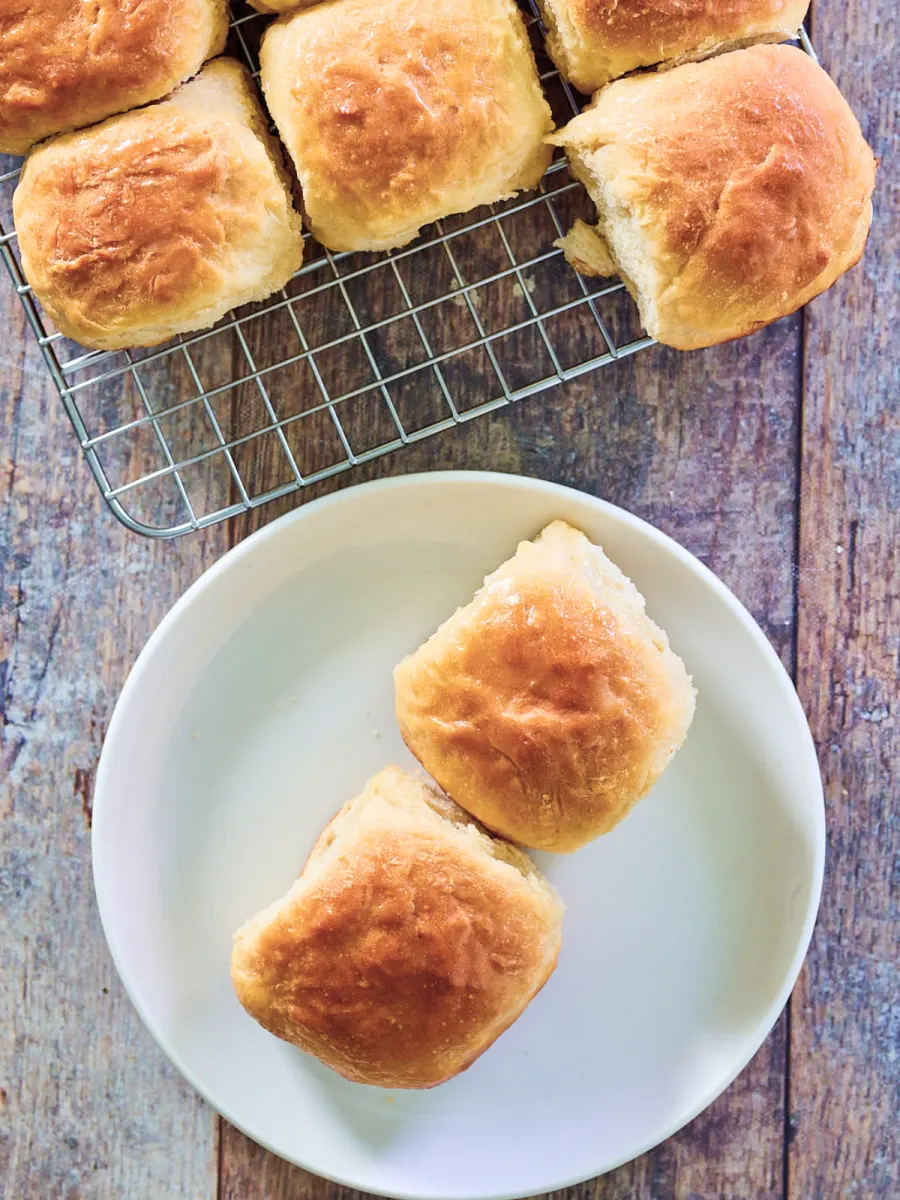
left=92, top=470, right=826, bottom=1199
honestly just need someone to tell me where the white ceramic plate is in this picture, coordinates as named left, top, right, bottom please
left=93, top=472, right=824, bottom=1199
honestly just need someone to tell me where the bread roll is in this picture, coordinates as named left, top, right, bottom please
left=551, top=45, right=876, bottom=351
left=13, top=59, right=304, bottom=351
left=537, top=0, right=809, bottom=94
left=395, top=521, right=696, bottom=853
left=231, top=767, right=564, bottom=1088
left=247, top=0, right=311, bottom=12
left=0, top=0, right=228, bottom=156
left=259, top=0, right=553, bottom=252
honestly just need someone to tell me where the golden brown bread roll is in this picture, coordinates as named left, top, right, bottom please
left=13, top=59, right=304, bottom=351
left=230, top=767, right=564, bottom=1088
left=394, top=521, right=696, bottom=853
left=550, top=45, right=877, bottom=351
left=246, top=0, right=310, bottom=12
left=537, top=0, right=809, bottom=94
left=259, top=0, right=554, bottom=252
left=0, top=0, right=228, bottom=156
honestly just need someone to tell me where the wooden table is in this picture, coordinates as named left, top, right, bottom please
left=1, top=2, right=897, bottom=1196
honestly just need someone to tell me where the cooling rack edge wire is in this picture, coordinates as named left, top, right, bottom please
left=0, top=8, right=817, bottom=538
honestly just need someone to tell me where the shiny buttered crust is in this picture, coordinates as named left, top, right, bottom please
left=0, top=0, right=228, bottom=156
left=395, top=521, right=696, bottom=853
left=230, top=767, right=564, bottom=1088
left=259, top=0, right=554, bottom=251
left=13, top=60, right=304, bottom=351
left=550, top=45, right=877, bottom=351
left=537, top=0, right=809, bottom=93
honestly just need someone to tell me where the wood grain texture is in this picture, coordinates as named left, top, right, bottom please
left=790, top=0, right=900, bottom=1195
left=0, top=281, right=227, bottom=1197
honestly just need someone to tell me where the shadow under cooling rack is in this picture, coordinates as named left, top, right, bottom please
left=14, top=0, right=823, bottom=535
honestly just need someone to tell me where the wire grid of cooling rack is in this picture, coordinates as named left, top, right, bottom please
left=0, top=7, right=815, bottom=538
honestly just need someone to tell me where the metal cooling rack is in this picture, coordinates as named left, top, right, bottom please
left=0, top=5, right=815, bottom=538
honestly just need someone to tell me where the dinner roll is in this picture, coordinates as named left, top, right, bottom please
left=0, top=0, right=228, bottom=156
left=395, top=521, right=695, bottom=853
left=259, top=0, right=553, bottom=252
left=231, top=767, right=564, bottom=1088
left=246, top=0, right=306, bottom=12
left=550, top=45, right=877, bottom=351
left=537, top=0, right=809, bottom=94
left=13, top=60, right=304, bottom=351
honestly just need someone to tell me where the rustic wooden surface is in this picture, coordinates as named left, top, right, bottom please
left=1, top=0, right=897, bottom=1195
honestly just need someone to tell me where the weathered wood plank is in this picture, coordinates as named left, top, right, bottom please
left=220, top=316, right=802, bottom=1198
left=790, top=0, right=900, bottom=1195
left=0, top=276, right=227, bottom=1197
